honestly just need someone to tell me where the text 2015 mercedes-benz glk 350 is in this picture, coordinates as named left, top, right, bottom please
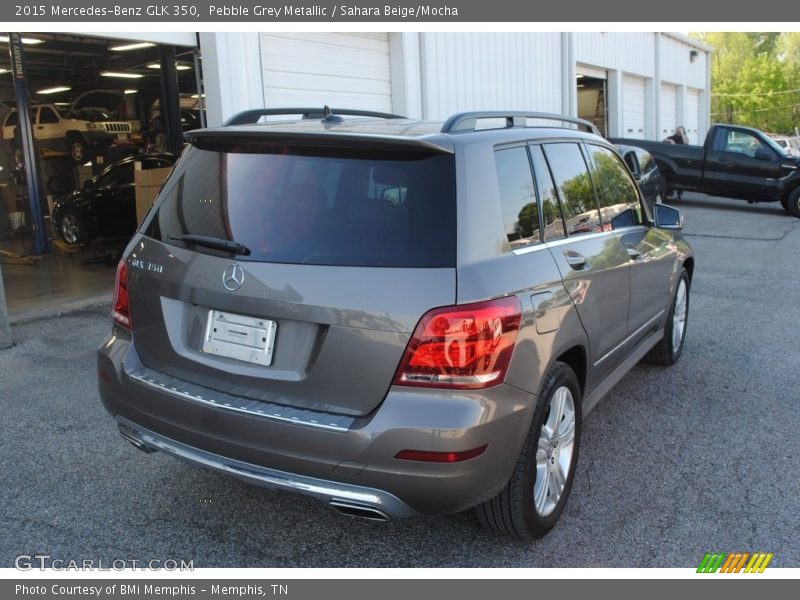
left=98, top=108, right=694, bottom=539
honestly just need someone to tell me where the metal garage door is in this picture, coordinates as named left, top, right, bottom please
left=660, top=83, right=678, bottom=140
left=260, top=33, right=392, bottom=112
left=622, top=75, right=646, bottom=139
left=686, top=88, right=701, bottom=145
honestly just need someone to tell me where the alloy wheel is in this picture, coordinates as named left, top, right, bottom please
left=534, top=386, right=577, bottom=517
left=672, top=279, right=688, bottom=352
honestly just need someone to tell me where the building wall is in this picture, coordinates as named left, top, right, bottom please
left=204, top=32, right=711, bottom=140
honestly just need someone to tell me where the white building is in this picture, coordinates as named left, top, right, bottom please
left=199, top=32, right=712, bottom=144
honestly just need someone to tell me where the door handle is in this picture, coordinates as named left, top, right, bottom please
left=624, top=244, right=641, bottom=260
left=563, top=250, right=588, bottom=270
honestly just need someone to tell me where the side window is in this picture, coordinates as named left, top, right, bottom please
left=5, top=111, right=19, bottom=127
left=529, top=146, right=566, bottom=242
left=586, top=144, right=643, bottom=229
left=637, top=150, right=656, bottom=175
left=494, top=146, right=541, bottom=248
left=724, top=130, right=769, bottom=159
left=542, top=143, right=601, bottom=237
left=95, top=163, right=134, bottom=188
left=39, top=107, right=59, bottom=124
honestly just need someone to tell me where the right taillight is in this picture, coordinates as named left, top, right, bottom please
left=393, top=296, right=522, bottom=389
left=112, top=259, right=131, bottom=330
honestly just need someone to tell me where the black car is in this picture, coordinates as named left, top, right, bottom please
left=53, top=153, right=176, bottom=245
left=616, top=144, right=668, bottom=214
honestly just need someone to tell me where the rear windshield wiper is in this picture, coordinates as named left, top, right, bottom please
left=169, top=234, right=251, bottom=256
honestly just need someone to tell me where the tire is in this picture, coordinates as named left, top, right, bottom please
left=59, top=211, right=86, bottom=245
left=781, top=196, right=790, bottom=214
left=786, top=188, right=800, bottom=218
left=476, top=361, right=582, bottom=540
left=644, top=268, right=690, bottom=366
left=67, top=134, right=88, bottom=164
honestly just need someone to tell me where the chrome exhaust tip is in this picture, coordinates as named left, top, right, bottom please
left=118, top=424, right=157, bottom=454
left=330, top=500, right=390, bottom=522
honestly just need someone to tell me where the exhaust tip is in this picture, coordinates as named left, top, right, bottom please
left=330, top=500, right=390, bottom=522
left=118, top=425, right=157, bottom=454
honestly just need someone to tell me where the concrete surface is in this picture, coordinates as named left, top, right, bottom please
left=0, top=193, right=798, bottom=568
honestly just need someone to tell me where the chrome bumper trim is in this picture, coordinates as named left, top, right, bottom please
left=115, top=417, right=418, bottom=519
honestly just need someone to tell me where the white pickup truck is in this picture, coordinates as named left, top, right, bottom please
left=1, top=102, right=133, bottom=164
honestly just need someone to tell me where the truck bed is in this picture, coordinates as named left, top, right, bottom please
left=610, top=137, right=706, bottom=192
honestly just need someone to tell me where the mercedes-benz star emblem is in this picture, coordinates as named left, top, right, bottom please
left=222, top=264, right=245, bottom=291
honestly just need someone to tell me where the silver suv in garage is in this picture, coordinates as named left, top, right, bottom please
left=97, top=108, right=694, bottom=539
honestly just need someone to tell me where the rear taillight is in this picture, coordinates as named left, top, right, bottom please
left=393, top=296, right=522, bottom=389
left=112, top=259, right=131, bottom=329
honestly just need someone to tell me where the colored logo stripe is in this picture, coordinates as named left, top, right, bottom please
left=697, top=552, right=773, bottom=573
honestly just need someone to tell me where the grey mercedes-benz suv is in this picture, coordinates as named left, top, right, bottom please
left=97, top=108, right=694, bottom=540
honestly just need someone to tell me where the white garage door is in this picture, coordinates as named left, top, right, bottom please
left=622, top=75, right=646, bottom=139
left=660, top=83, right=678, bottom=140
left=686, top=88, right=701, bottom=145
left=260, top=33, right=392, bottom=113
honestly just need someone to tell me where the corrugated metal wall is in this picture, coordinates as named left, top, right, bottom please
left=574, top=32, right=656, bottom=77
left=660, top=36, right=707, bottom=90
left=260, top=33, right=392, bottom=111
left=418, top=33, right=563, bottom=120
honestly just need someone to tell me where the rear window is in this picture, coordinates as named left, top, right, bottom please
left=143, top=144, right=456, bottom=268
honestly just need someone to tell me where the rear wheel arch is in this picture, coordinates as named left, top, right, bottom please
left=551, top=345, right=587, bottom=397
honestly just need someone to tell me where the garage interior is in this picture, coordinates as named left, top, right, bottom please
left=577, top=73, right=607, bottom=137
left=0, top=33, right=202, bottom=321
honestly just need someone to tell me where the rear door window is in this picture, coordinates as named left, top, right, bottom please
left=529, top=145, right=566, bottom=242
left=542, top=143, right=601, bottom=236
left=143, top=144, right=456, bottom=268
left=494, top=145, right=541, bottom=249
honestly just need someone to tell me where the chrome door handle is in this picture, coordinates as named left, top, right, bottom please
left=564, top=250, right=588, bottom=269
left=624, top=244, right=641, bottom=260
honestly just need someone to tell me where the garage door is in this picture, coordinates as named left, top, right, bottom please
left=260, top=33, right=392, bottom=112
left=660, top=83, right=678, bottom=140
left=622, top=75, right=646, bottom=139
left=686, top=88, right=701, bottom=145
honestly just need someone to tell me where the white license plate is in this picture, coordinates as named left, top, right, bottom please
left=202, top=310, right=277, bottom=366
left=117, top=133, right=128, bottom=141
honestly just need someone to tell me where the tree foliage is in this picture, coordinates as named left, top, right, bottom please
left=694, top=32, right=800, bottom=134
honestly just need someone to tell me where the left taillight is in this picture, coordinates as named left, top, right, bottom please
left=393, top=296, right=522, bottom=390
left=112, top=259, right=131, bottom=330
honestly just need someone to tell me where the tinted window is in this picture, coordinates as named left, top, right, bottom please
left=542, top=143, right=601, bottom=236
left=723, top=130, right=771, bottom=158
left=144, top=145, right=456, bottom=268
left=95, top=163, right=134, bottom=187
left=39, top=107, right=59, bottom=124
left=622, top=151, right=639, bottom=176
left=586, top=145, right=643, bottom=229
left=495, top=146, right=540, bottom=249
left=529, top=146, right=566, bottom=242
left=637, top=149, right=656, bottom=174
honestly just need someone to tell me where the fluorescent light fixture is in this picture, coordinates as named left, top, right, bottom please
left=576, top=74, right=584, bottom=79
left=100, top=71, right=144, bottom=79
left=110, top=42, right=156, bottom=52
left=0, top=35, right=44, bottom=45
left=190, top=94, right=206, bottom=99
left=54, top=102, right=70, bottom=106
left=0, top=68, right=9, bottom=74
left=124, top=89, right=138, bottom=94
left=147, top=63, right=192, bottom=71
left=38, top=86, right=71, bottom=94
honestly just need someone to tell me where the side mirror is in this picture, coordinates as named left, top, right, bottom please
left=755, top=149, right=773, bottom=161
left=654, top=203, right=683, bottom=230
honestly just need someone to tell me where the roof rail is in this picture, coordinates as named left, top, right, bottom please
left=223, top=107, right=405, bottom=126
left=441, top=111, right=600, bottom=136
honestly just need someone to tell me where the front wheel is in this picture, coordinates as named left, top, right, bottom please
left=476, top=362, right=582, bottom=540
left=785, top=188, right=800, bottom=218
left=67, top=134, right=88, bottom=164
left=59, top=211, right=86, bottom=245
left=644, top=268, right=690, bottom=366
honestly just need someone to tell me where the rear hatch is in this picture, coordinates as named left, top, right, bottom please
left=128, top=131, right=457, bottom=417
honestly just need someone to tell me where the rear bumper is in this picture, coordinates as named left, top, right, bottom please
left=116, top=416, right=415, bottom=520
left=97, top=330, right=536, bottom=516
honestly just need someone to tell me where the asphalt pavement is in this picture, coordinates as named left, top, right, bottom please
left=1, top=193, right=798, bottom=568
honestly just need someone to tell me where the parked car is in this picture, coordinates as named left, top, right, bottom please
left=52, top=153, right=176, bottom=244
left=97, top=109, right=694, bottom=540
left=616, top=144, right=668, bottom=214
left=770, top=135, right=800, bottom=157
left=1, top=101, right=133, bottom=164
left=611, top=123, right=800, bottom=217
